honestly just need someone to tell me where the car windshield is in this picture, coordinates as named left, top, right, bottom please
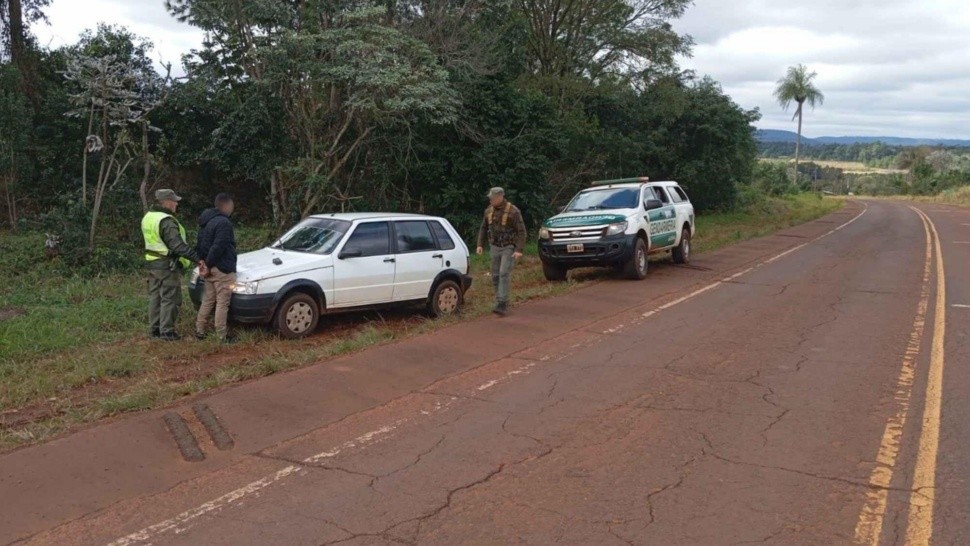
left=565, top=187, right=639, bottom=212
left=272, top=218, right=351, bottom=254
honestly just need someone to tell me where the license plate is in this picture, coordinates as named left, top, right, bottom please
left=566, top=243, right=584, bottom=253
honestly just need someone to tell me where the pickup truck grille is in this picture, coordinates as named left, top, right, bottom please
left=549, top=226, right=606, bottom=242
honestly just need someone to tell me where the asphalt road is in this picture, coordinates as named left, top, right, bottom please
left=6, top=199, right=970, bottom=546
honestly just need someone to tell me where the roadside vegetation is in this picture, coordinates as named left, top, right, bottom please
left=0, top=194, right=841, bottom=450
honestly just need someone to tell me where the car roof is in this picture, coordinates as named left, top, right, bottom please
left=307, top=212, right=444, bottom=222
left=581, top=181, right=679, bottom=190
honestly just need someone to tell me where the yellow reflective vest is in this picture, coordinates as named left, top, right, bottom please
left=141, top=211, right=192, bottom=269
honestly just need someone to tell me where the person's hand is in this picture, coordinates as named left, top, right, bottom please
left=476, top=246, right=484, bottom=255
left=513, top=251, right=523, bottom=260
left=198, top=261, right=210, bottom=277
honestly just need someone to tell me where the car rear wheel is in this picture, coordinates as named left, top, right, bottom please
left=275, top=292, right=319, bottom=339
left=623, top=237, right=649, bottom=280
left=429, top=279, right=463, bottom=317
left=672, top=227, right=691, bottom=264
left=542, top=262, right=568, bottom=282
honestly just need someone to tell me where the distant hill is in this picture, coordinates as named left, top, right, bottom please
left=755, top=129, right=970, bottom=148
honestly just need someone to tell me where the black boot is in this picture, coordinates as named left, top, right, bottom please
left=158, top=331, right=182, bottom=341
left=493, top=302, right=508, bottom=316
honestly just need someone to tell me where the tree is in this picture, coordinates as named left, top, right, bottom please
left=0, top=0, right=50, bottom=105
left=0, top=64, right=31, bottom=229
left=774, top=64, right=824, bottom=187
left=516, top=0, right=692, bottom=108
left=63, top=38, right=165, bottom=250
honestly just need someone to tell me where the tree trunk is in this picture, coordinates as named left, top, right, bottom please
left=81, top=103, right=96, bottom=205
left=138, top=123, right=150, bottom=211
left=7, top=0, right=40, bottom=107
left=794, top=102, right=803, bottom=188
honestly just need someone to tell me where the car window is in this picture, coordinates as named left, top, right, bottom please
left=668, top=186, right=683, bottom=203
left=344, top=222, right=390, bottom=257
left=395, top=221, right=437, bottom=253
left=273, top=218, right=351, bottom=255
left=653, top=187, right=671, bottom=204
left=674, top=186, right=690, bottom=202
left=566, top=187, right=639, bottom=211
left=430, top=221, right=456, bottom=250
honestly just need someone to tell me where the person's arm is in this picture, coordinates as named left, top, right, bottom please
left=513, top=207, right=527, bottom=254
left=205, top=218, right=229, bottom=268
left=160, top=217, right=201, bottom=262
left=476, top=213, right=488, bottom=251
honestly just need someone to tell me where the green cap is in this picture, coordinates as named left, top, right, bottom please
left=155, top=189, right=182, bottom=202
left=486, top=187, right=505, bottom=198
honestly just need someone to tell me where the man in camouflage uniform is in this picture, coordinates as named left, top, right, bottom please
left=476, top=187, right=527, bottom=316
left=142, top=189, right=206, bottom=341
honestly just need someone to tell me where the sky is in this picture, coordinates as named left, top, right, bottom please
left=31, top=0, right=970, bottom=140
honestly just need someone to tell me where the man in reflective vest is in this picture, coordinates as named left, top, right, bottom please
left=476, top=187, right=527, bottom=316
left=142, top=189, right=206, bottom=341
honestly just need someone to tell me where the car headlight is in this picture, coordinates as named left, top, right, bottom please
left=605, top=221, right=628, bottom=236
left=538, top=227, right=551, bottom=240
left=231, top=280, right=259, bottom=295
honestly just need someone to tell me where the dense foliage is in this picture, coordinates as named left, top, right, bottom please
left=1, top=0, right=761, bottom=271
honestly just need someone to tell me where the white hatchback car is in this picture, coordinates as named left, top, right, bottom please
left=189, top=213, right=472, bottom=338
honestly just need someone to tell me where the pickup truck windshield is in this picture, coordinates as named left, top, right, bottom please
left=565, top=187, right=639, bottom=212
left=273, top=218, right=351, bottom=254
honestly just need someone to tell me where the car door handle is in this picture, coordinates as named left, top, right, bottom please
left=432, top=254, right=443, bottom=258
left=384, top=257, right=396, bottom=263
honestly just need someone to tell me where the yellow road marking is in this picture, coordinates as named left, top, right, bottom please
left=853, top=208, right=933, bottom=545
left=904, top=207, right=947, bottom=545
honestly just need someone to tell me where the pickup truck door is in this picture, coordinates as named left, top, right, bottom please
left=646, top=186, right=678, bottom=249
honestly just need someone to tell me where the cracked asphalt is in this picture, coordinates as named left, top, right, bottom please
left=9, top=199, right=970, bottom=546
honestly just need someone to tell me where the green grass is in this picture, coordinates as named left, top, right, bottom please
left=0, top=195, right=842, bottom=449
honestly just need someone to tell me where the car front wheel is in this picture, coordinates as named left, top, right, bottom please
left=623, top=237, right=649, bottom=280
left=672, top=227, right=691, bottom=264
left=275, top=292, right=320, bottom=339
left=428, top=279, right=463, bottom=317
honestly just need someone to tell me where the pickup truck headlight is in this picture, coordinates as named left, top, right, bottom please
left=538, top=227, right=551, bottom=240
left=231, top=280, right=259, bottom=295
left=605, top=221, right=628, bottom=236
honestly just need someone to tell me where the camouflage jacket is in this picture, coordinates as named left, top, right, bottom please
left=477, top=201, right=527, bottom=251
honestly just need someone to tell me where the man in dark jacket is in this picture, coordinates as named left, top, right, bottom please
left=195, top=193, right=238, bottom=342
left=141, top=189, right=206, bottom=341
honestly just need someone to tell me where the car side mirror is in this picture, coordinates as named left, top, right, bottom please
left=644, top=198, right=663, bottom=211
left=339, top=248, right=363, bottom=259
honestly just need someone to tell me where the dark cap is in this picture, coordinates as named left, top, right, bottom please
left=155, top=189, right=182, bottom=202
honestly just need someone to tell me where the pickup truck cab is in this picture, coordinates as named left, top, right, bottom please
left=189, top=213, right=472, bottom=338
left=537, top=178, right=695, bottom=281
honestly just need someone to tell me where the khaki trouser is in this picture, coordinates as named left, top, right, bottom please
left=148, top=268, right=182, bottom=335
left=196, top=267, right=236, bottom=339
left=490, top=245, right=516, bottom=304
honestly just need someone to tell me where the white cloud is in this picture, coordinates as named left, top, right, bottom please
left=32, top=0, right=203, bottom=73
left=675, top=0, right=970, bottom=139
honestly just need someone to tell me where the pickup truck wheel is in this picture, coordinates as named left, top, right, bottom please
left=429, top=279, right=463, bottom=317
left=672, top=228, right=691, bottom=264
left=542, top=262, right=568, bottom=282
left=275, top=292, right=319, bottom=339
left=624, top=237, right=649, bottom=280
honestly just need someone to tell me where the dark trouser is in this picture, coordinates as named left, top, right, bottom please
left=490, top=244, right=516, bottom=304
left=148, top=268, right=183, bottom=335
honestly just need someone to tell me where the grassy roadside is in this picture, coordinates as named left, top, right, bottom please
left=0, top=194, right=842, bottom=450
left=872, top=186, right=970, bottom=207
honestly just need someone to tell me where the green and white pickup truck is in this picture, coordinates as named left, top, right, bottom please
left=537, top=178, right=695, bottom=281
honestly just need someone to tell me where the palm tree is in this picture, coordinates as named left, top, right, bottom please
left=774, top=65, right=824, bottom=187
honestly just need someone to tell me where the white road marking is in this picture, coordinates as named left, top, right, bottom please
left=107, top=203, right=870, bottom=546
left=951, top=304, right=970, bottom=309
